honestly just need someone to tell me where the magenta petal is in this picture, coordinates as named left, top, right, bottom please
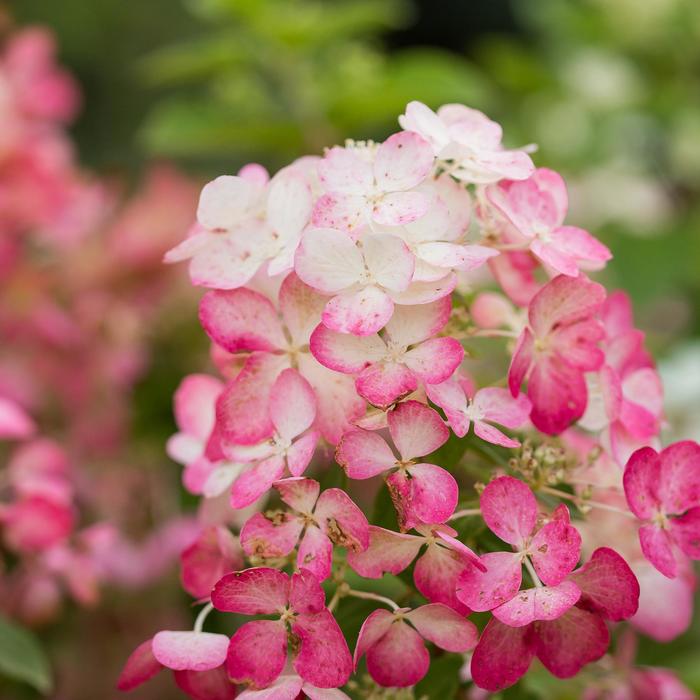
left=322, top=286, right=394, bottom=337
left=335, top=429, right=396, bottom=479
left=529, top=519, right=582, bottom=586
left=173, top=667, right=236, bottom=700
left=639, top=524, right=677, bottom=578
left=173, top=374, right=223, bottom=441
left=402, top=337, right=465, bottom=385
left=508, top=328, right=534, bottom=397
left=480, top=476, right=537, bottom=546
left=314, top=488, right=370, bottom=552
left=226, top=620, right=287, bottom=687
left=671, top=507, right=700, bottom=559
left=569, top=547, right=640, bottom=621
left=470, top=619, right=534, bottom=692
left=289, top=568, right=326, bottom=615
left=658, top=441, right=700, bottom=514
left=434, top=530, right=486, bottom=571
left=365, top=619, right=430, bottom=688
left=388, top=401, right=450, bottom=460
left=492, top=581, right=581, bottom=627
left=346, top=526, right=423, bottom=578
left=297, top=526, right=333, bottom=581
left=473, top=421, right=520, bottom=448
left=393, top=463, right=458, bottom=528
left=413, top=543, right=471, bottom=614
left=116, top=639, right=163, bottom=691
left=405, top=603, right=478, bottom=652
left=291, top=610, right=352, bottom=689
left=534, top=607, right=609, bottom=678
left=152, top=631, right=229, bottom=672
left=212, top=567, right=289, bottom=614
left=240, top=512, right=303, bottom=560
left=623, top=446, right=662, bottom=519
left=229, top=455, right=286, bottom=509
left=456, top=551, right=522, bottom=612
left=353, top=608, right=395, bottom=669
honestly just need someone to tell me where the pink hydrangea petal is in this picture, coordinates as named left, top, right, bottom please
left=181, top=526, right=243, bottom=599
left=388, top=400, right=449, bottom=461
left=291, top=610, right=352, bottom=688
left=212, top=567, right=289, bottom=614
left=383, top=296, right=452, bottom=347
left=434, top=530, right=485, bottom=570
left=366, top=619, right=430, bottom=688
left=3, top=496, right=74, bottom=553
left=237, top=676, right=303, bottom=700
left=473, top=421, right=520, bottom=448
left=297, top=525, right=333, bottom=581
left=294, top=228, right=364, bottom=293
left=173, top=374, right=224, bottom=440
left=278, top=273, right=326, bottom=346
left=639, top=524, right=677, bottom=578
left=470, top=292, right=516, bottom=329
left=550, top=226, right=611, bottom=266
left=197, top=175, right=252, bottom=229
left=173, top=666, right=236, bottom=700
left=116, top=639, right=163, bottom=691
left=389, top=273, right=457, bottom=305
left=530, top=237, right=580, bottom=277
left=346, top=526, right=423, bottom=578
left=456, top=551, right=522, bottom=612
left=373, top=131, right=434, bottom=192
left=417, top=241, right=498, bottom=272
left=474, top=387, right=531, bottom=429
left=274, top=477, right=320, bottom=513
left=226, top=620, right=287, bottom=687
left=318, top=146, right=373, bottom=195
left=355, top=360, right=418, bottom=408
left=287, top=430, right=319, bottom=477
left=550, top=320, right=606, bottom=371
left=405, top=603, right=478, bottom=652
left=623, top=446, right=662, bottom=519
left=240, top=512, right=303, bottom=560
left=402, top=337, right=464, bottom=385
left=413, top=542, right=471, bottom=614
left=152, top=631, right=229, bottom=672
left=302, top=683, right=352, bottom=700
left=309, top=324, right=386, bottom=374
left=164, top=230, right=211, bottom=264
left=362, top=234, right=415, bottom=292
left=670, top=507, right=700, bottom=559
left=289, top=568, right=326, bottom=615
left=529, top=519, right=582, bottom=586
left=311, top=193, right=366, bottom=234
left=336, top=429, right=396, bottom=479
left=470, top=619, right=534, bottom=692
left=267, top=172, right=312, bottom=239
left=217, top=353, right=289, bottom=445
left=508, top=328, right=534, bottom=397
left=534, top=606, right=609, bottom=678
left=322, top=286, right=395, bottom=336
left=569, top=547, right=640, bottom=621
left=269, top=369, right=317, bottom=440
left=425, top=375, right=470, bottom=437
left=658, top=440, right=700, bottom=515
left=372, top=191, right=430, bottom=227
left=399, top=101, right=450, bottom=153
left=199, top=288, right=285, bottom=353
left=229, top=455, right=286, bottom=509
left=0, top=397, right=36, bottom=440
left=492, top=581, right=581, bottom=627
left=353, top=608, right=395, bottom=669
left=189, top=232, right=264, bottom=290
left=314, top=488, right=370, bottom=551
left=480, top=476, right=537, bottom=546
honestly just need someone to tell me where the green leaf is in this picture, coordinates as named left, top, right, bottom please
left=414, top=653, right=463, bottom=699
left=0, top=616, right=52, bottom=694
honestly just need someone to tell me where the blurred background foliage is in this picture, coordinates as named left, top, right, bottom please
left=5, top=0, right=700, bottom=697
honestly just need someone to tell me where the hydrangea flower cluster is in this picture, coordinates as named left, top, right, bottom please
left=121, top=101, right=697, bottom=698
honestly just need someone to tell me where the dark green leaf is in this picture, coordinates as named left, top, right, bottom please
left=0, top=616, right=52, bottom=694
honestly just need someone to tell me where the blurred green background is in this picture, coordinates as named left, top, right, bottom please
left=5, top=0, right=700, bottom=697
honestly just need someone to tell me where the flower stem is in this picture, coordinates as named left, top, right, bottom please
left=523, top=556, right=543, bottom=588
left=346, top=588, right=400, bottom=611
left=449, top=508, right=482, bottom=520
left=540, top=486, right=635, bottom=518
left=194, top=602, right=214, bottom=633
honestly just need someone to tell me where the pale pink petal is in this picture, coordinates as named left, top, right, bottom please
left=152, top=631, right=229, bottom=672
left=297, top=526, right=333, bottom=581
left=405, top=603, right=478, bottom=652
left=529, top=519, right=582, bottom=586
left=117, top=639, right=162, bottom=691
left=318, top=146, right=373, bottom=195
left=237, top=676, right=303, bottom=700
left=229, top=455, right=286, bottom=509
left=639, top=524, right=677, bottom=578
left=425, top=376, right=470, bottom=437
left=278, top=272, right=327, bottom=346
left=470, top=619, right=533, bottom=692
left=164, top=230, right=211, bottom=264
left=417, top=241, right=498, bottom=272
left=480, top=476, right=537, bottom=546
left=658, top=440, right=700, bottom=515
left=492, top=581, right=581, bottom=627
left=534, top=606, right=609, bottom=678
left=403, top=337, right=464, bottom=384
left=267, top=172, right=312, bottom=239
left=181, top=526, right=242, bottom=599
left=473, top=421, right=520, bottom=448
left=413, top=542, right=471, bottom=614
left=456, top=551, right=522, bottom=612
left=240, top=512, right=303, bottom=560
left=383, top=297, right=452, bottom=347
left=373, top=131, right=434, bottom=191
left=569, top=547, right=640, bottom=621
left=366, top=619, right=429, bottom=688
left=470, top=292, right=516, bottom=329
left=212, top=567, right=289, bottom=614
left=199, top=288, right=285, bottom=353
left=489, top=251, right=540, bottom=308
left=0, top=398, right=35, bottom=440
left=372, top=191, right=430, bottom=226
left=311, top=193, right=366, bottom=234
left=550, top=225, right=611, bottom=267
left=274, top=477, right=320, bottom=513
left=173, top=374, right=223, bottom=440
left=314, top=488, right=370, bottom=552
left=227, top=620, right=287, bottom=687
left=508, top=328, right=534, bottom=397
left=671, top=507, right=700, bottom=560
left=291, top=610, right=352, bottom=688
left=270, top=369, right=317, bottom=440
left=353, top=609, right=394, bottom=669
left=388, top=400, right=449, bottom=460
left=189, top=233, right=264, bottom=290
left=390, top=273, right=457, bottom=304
left=623, top=446, right=662, bottom=519
left=309, top=324, right=386, bottom=374
left=322, top=286, right=395, bottom=336
left=302, top=683, right=352, bottom=700
left=473, top=387, right=531, bottom=429
left=294, top=227, right=364, bottom=293
left=173, top=666, right=236, bottom=700
left=347, top=526, right=423, bottom=578
left=287, top=430, right=319, bottom=476
left=362, top=233, right=415, bottom=292
left=197, top=175, right=252, bottom=230
left=289, top=568, right=326, bottom=614
left=399, top=101, right=450, bottom=153
left=336, top=430, right=396, bottom=479
left=530, top=238, right=580, bottom=277
left=355, top=360, right=418, bottom=408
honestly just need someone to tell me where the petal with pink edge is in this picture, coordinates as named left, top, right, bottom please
left=197, top=175, right=252, bottom=229
left=384, top=297, right=452, bottom=347
left=355, top=361, right=418, bottom=408
left=362, top=233, right=415, bottom=292
left=318, top=146, right=373, bottom=195
left=623, top=446, right=662, bottom=519
left=534, top=606, right=609, bottom=678
left=189, top=233, right=264, bottom=290
left=311, top=193, right=366, bottom=234
left=366, top=619, right=430, bottom=688
left=373, top=131, right=434, bottom=192
left=173, top=666, right=236, bottom=700
left=474, top=387, right=531, bottom=429
left=388, top=401, right=449, bottom=461
left=309, top=324, right=386, bottom=374
left=226, top=620, right=287, bottom=687
left=390, top=273, right=457, bottom=305
left=287, top=430, right=319, bottom=477
left=291, top=610, right=352, bottom=688
left=199, top=289, right=285, bottom=353
left=173, top=374, right=223, bottom=441
left=152, top=631, right=229, bottom=672
left=473, top=421, right=520, bottom=448
left=323, top=286, right=395, bottom=336
left=278, top=273, right=327, bottom=346
left=373, top=191, right=430, bottom=227
left=240, top=512, right=303, bottom=560
left=480, top=476, right=537, bottom=547
left=456, top=551, right=522, bottom=612
left=529, top=519, right=582, bottom=586
left=274, top=477, right=320, bottom=513
left=270, top=369, right=317, bottom=440
left=336, top=430, right=396, bottom=480
left=470, top=619, right=534, bottom=692
left=492, top=581, right=581, bottom=627
left=237, top=676, right=303, bottom=700
left=405, top=603, right=478, bottom=652
left=314, top=488, right=370, bottom=551
left=425, top=376, right=470, bottom=437
left=403, top=337, right=464, bottom=385
left=229, top=455, right=286, bottom=509
left=346, top=526, right=423, bottom=578
left=116, top=639, right=162, bottom=691
left=212, top=567, right=289, bottom=614
left=550, top=226, right=611, bottom=267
